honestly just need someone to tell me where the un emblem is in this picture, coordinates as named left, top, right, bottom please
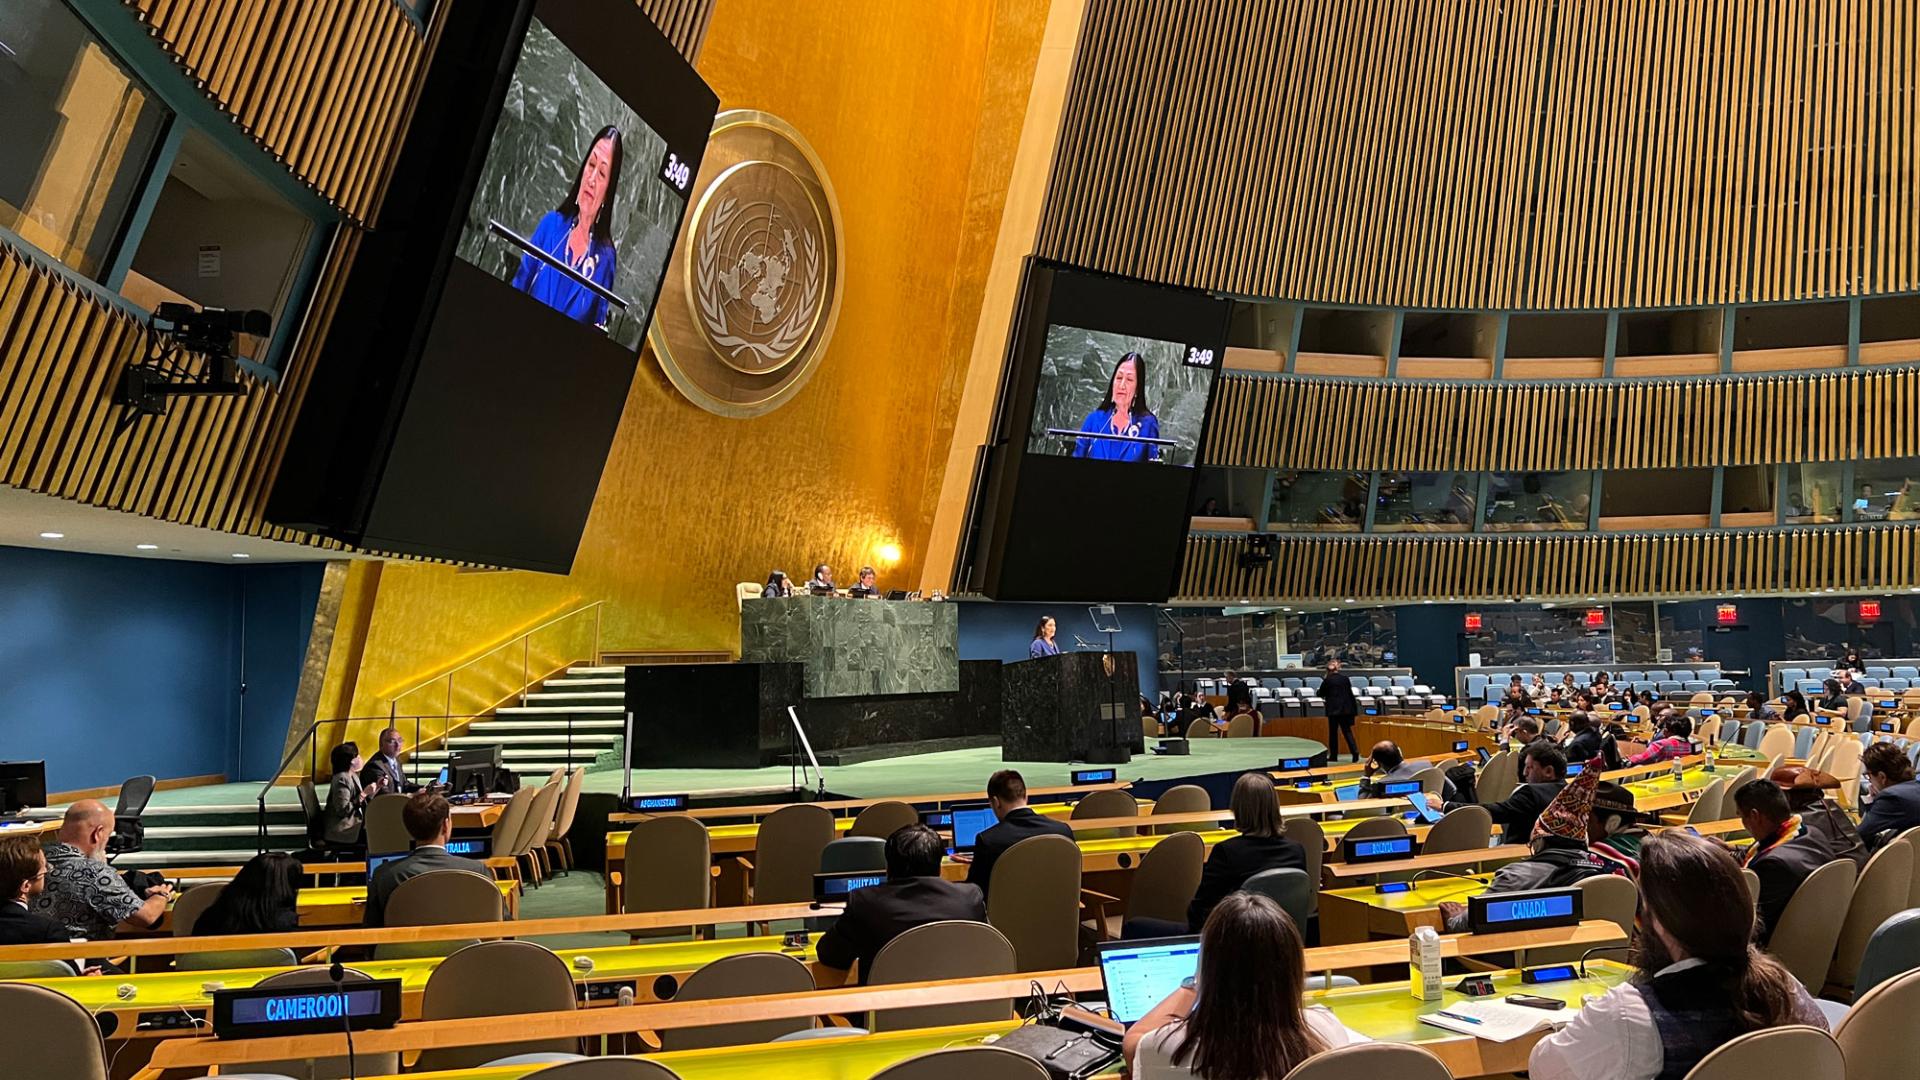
left=649, top=111, right=843, bottom=416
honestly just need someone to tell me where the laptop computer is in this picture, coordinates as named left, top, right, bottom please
left=1096, top=936, right=1201, bottom=1027
left=366, top=851, right=408, bottom=877
left=950, top=804, right=999, bottom=854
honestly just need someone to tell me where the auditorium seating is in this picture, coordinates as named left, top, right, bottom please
left=660, top=952, right=817, bottom=1050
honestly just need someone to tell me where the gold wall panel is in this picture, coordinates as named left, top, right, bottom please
left=123, top=0, right=427, bottom=225
left=1177, top=527, right=1920, bottom=604
left=324, top=0, right=1054, bottom=720
left=1203, top=364, right=1920, bottom=472
left=1038, top=0, right=1920, bottom=310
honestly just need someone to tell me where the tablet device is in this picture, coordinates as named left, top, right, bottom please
left=1333, top=784, right=1362, bottom=802
left=1475, top=747, right=1492, bottom=765
left=1406, top=791, right=1446, bottom=825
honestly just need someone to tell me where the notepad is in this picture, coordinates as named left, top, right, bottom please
left=1417, top=999, right=1579, bottom=1042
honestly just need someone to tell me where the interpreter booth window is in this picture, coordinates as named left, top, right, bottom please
left=1482, top=471, right=1590, bottom=531
left=1189, top=466, right=1270, bottom=522
left=1286, top=609, right=1396, bottom=667
left=1372, top=471, right=1475, bottom=532
left=0, top=0, right=171, bottom=280
left=1721, top=465, right=1776, bottom=524
left=1599, top=468, right=1713, bottom=524
left=1268, top=470, right=1367, bottom=532
left=120, top=129, right=315, bottom=367
left=1851, top=458, right=1920, bottom=522
left=1786, top=462, right=1846, bottom=524
left=1782, top=599, right=1896, bottom=661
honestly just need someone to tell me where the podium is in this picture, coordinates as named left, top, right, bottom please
left=1001, top=652, right=1142, bottom=763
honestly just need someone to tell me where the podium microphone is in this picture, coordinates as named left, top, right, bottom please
left=1072, top=635, right=1096, bottom=650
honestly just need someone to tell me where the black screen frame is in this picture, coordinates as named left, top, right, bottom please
left=211, top=978, right=403, bottom=1039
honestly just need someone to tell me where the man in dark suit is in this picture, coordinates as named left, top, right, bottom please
left=1320, top=658, right=1360, bottom=762
left=363, top=728, right=421, bottom=795
left=1448, top=740, right=1568, bottom=845
left=1224, top=672, right=1252, bottom=715
left=363, top=791, right=495, bottom=927
left=815, top=824, right=986, bottom=983
left=1858, top=741, right=1920, bottom=850
left=964, top=769, right=1074, bottom=897
left=0, top=834, right=74, bottom=952
left=1734, top=778, right=1839, bottom=945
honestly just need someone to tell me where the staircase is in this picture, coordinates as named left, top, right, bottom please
left=109, top=801, right=307, bottom=874
left=411, top=665, right=626, bottom=777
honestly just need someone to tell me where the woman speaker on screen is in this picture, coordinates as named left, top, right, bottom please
left=1072, top=351, right=1161, bottom=462
left=512, top=124, right=625, bottom=330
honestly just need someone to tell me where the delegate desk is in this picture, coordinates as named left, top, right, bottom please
left=0, top=819, right=60, bottom=839
left=605, top=783, right=1133, bottom=827
left=151, top=880, right=520, bottom=932
left=1260, top=715, right=1498, bottom=761
left=132, top=947, right=1633, bottom=1080
left=21, top=933, right=826, bottom=1038
left=1319, top=875, right=1491, bottom=945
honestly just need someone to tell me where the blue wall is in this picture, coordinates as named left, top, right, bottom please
left=957, top=601, right=1162, bottom=699
left=0, top=546, right=321, bottom=794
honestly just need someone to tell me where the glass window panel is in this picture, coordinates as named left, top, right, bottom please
left=1601, top=468, right=1713, bottom=519
left=0, top=0, right=171, bottom=279
left=1852, top=457, right=1920, bottom=522
left=1373, top=471, right=1475, bottom=532
left=1268, top=471, right=1366, bottom=532
left=1785, top=463, right=1845, bottom=524
left=1482, top=471, right=1590, bottom=531
left=122, top=130, right=316, bottom=366
left=1286, top=609, right=1396, bottom=667
left=1190, top=466, right=1268, bottom=521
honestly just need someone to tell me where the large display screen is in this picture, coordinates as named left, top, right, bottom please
left=452, top=14, right=694, bottom=352
left=955, top=260, right=1231, bottom=602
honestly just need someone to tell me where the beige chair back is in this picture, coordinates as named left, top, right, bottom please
left=0, top=960, right=80, bottom=978
left=1741, top=866, right=1761, bottom=904
left=1282, top=817, right=1325, bottom=915
left=1680, top=1025, right=1842, bottom=1080
left=1279, top=1041, right=1451, bottom=1080
left=1478, top=751, right=1518, bottom=803
left=1225, top=714, right=1256, bottom=738
left=1757, top=725, right=1797, bottom=761
left=1685, top=778, right=1728, bottom=824
left=867, top=920, right=1018, bottom=1032
left=1696, top=716, right=1722, bottom=744
left=488, top=786, right=538, bottom=852
left=1826, top=838, right=1915, bottom=995
left=415, top=941, right=578, bottom=1070
left=1524, top=873, right=1637, bottom=965
left=987, top=834, right=1082, bottom=972
left=1410, top=766, right=1446, bottom=796
left=1141, top=713, right=1160, bottom=740
left=364, top=792, right=412, bottom=854
left=1768, top=858, right=1858, bottom=989
left=169, top=882, right=225, bottom=936
left=1341, top=816, right=1407, bottom=842
left=1834, top=967, right=1920, bottom=1080
left=1126, top=831, right=1205, bottom=923
left=660, top=952, right=815, bottom=1050
left=1721, top=766, right=1760, bottom=807
left=736, top=582, right=763, bottom=610
left=1827, top=741, right=1864, bottom=810
left=870, top=1046, right=1049, bottom=1080
left=1892, top=827, right=1920, bottom=907
left=551, top=767, right=586, bottom=841
left=1420, top=805, right=1491, bottom=854
left=1071, top=788, right=1139, bottom=839
left=1150, top=784, right=1212, bottom=833
left=752, top=803, right=837, bottom=903
left=623, top=816, right=712, bottom=919
left=0, top=984, right=106, bottom=1080
left=1184, top=717, right=1215, bottom=739
left=377, top=869, right=505, bottom=959
left=515, top=781, right=563, bottom=855
left=249, top=967, right=400, bottom=1078
left=848, top=800, right=918, bottom=840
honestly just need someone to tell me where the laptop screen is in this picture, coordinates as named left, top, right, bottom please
left=366, top=851, right=407, bottom=876
left=950, top=805, right=999, bottom=852
left=1098, top=937, right=1201, bottom=1026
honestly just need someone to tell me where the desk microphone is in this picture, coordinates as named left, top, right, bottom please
left=330, top=960, right=358, bottom=1080
left=1411, top=868, right=1485, bottom=885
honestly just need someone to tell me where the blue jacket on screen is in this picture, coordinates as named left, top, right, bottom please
left=511, top=210, right=617, bottom=328
left=1072, top=408, right=1161, bottom=462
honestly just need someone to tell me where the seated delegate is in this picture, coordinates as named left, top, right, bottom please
left=1447, top=740, right=1567, bottom=844
left=193, top=852, right=304, bottom=936
left=963, top=769, right=1074, bottom=896
left=1857, top=740, right=1920, bottom=850
left=365, top=791, right=495, bottom=927
left=1734, top=779, right=1839, bottom=945
left=1625, top=716, right=1693, bottom=765
left=847, top=565, right=882, bottom=599
left=0, top=834, right=74, bottom=952
left=1121, top=772, right=1304, bottom=939
left=1528, top=831, right=1828, bottom=1080
left=1122, top=893, right=1369, bottom=1078
left=34, top=800, right=171, bottom=939
left=814, top=824, right=985, bottom=983
left=1356, top=740, right=1426, bottom=798
left=1439, top=760, right=1625, bottom=931
left=323, top=740, right=387, bottom=851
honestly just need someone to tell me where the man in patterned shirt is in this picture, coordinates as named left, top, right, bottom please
left=34, top=800, right=171, bottom=939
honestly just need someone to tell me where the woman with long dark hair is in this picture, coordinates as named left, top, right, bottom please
left=1780, top=689, right=1810, bottom=722
left=511, top=124, right=624, bottom=329
left=1528, top=830, right=1827, bottom=1080
left=193, top=852, right=303, bottom=936
left=1123, top=892, right=1366, bottom=1077
left=1072, top=351, right=1162, bottom=462
left=1028, top=615, right=1060, bottom=659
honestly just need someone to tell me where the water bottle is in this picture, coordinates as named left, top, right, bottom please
left=1671, top=756, right=1685, bottom=782
left=1409, top=926, right=1442, bottom=1001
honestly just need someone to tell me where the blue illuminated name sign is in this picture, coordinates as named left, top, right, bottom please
left=213, top=980, right=401, bottom=1039
left=443, top=837, right=489, bottom=857
left=1468, top=888, right=1582, bottom=933
left=813, top=871, right=886, bottom=902
left=630, top=793, right=689, bottom=812
left=1343, top=835, right=1414, bottom=863
left=1381, top=780, right=1423, bottom=796
left=1280, top=757, right=1314, bottom=770
left=1072, top=768, right=1117, bottom=785
left=1452, top=740, right=1470, bottom=752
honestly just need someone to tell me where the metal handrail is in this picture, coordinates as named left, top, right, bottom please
left=387, top=600, right=606, bottom=706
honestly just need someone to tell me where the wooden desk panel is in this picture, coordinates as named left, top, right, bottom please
left=606, top=784, right=1131, bottom=825
left=1318, top=875, right=1490, bottom=945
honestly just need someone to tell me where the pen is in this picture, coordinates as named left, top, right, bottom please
left=1434, top=1010, right=1482, bottom=1025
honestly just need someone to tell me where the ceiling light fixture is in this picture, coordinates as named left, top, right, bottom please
left=231, top=553, right=251, bottom=559
left=136, top=544, right=158, bottom=551
left=39, top=532, right=63, bottom=539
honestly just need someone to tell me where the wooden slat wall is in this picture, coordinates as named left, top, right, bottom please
left=1176, top=527, right=1920, bottom=603
left=1039, top=0, right=1920, bottom=309
left=636, top=0, right=716, bottom=61
left=124, top=0, right=428, bottom=226
left=0, top=234, right=353, bottom=548
left=1202, top=367, right=1920, bottom=472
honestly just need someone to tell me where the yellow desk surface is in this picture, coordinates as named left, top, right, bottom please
left=1623, top=767, right=1724, bottom=811
left=450, top=802, right=505, bottom=829
left=1319, top=817, right=1434, bottom=850
left=1318, top=875, right=1490, bottom=945
left=606, top=783, right=1134, bottom=826
left=153, top=881, right=519, bottom=932
left=607, top=803, right=1085, bottom=860
left=9, top=934, right=821, bottom=1036
left=0, top=819, right=59, bottom=839
left=340, top=964, right=1639, bottom=1080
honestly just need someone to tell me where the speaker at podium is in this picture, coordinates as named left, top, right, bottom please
left=1001, top=650, right=1143, bottom=763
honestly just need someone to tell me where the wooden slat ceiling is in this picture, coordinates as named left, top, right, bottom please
left=1038, top=0, right=1920, bottom=310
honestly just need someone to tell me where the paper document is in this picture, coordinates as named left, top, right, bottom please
left=1416, top=999, right=1579, bottom=1042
